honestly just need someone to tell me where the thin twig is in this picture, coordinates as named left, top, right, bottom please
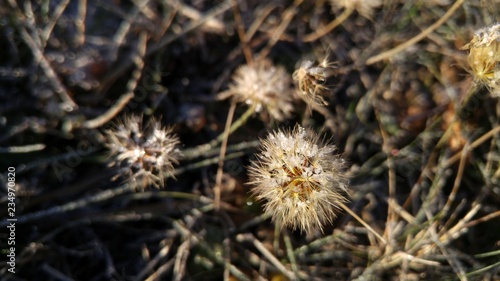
left=0, top=144, right=45, bottom=153
left=19, top=28, right=77, bottom=111
left=74, top=0, right=87, bottom=47
left=337, top=201, right=387, bottom=244
left=83, top=32, right=147, bottom=128
left=82, top=92, right=134, bottom=129
left=41, top=0, right=71, bottom=47
left=440, top=141, right=469, bottom=218
left=215, top=101, right=237, bottom=210
left=365, top=0, right=465, bottom=65
left=236, top=233, right=297, bottom=280
left=302, top=7, right=353, bottom=42
left=256, top=0, right=304, bottom=61
left=183, top=104, right=257, bottom=158
left=283, top=232, right=300, bottom=278
left=443, top=125, right=500, bottom=168
left=232, top=0, right=253, bottom=65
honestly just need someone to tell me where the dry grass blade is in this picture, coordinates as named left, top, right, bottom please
left=366, top=0, right=465, bottom=65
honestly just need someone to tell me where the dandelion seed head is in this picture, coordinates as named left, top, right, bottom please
left=228, top=59, right=295, bottom=121
left=104, top=115, right=182, bottom=189
left=293, top=57, right=336, bottom=106
left=461, top=23, right=500, bottom=94
left=248, top=125, right=349, bottom=234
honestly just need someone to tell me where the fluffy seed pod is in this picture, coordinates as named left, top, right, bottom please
left=293, top=57, right=335, bottom=106
left=248, top=124, right=349, bottom=234
left=104, top=115, right=182, bottom=189
left=461, top=23, right=500, bottom=95
left=226, top=59, right=295, bottom=121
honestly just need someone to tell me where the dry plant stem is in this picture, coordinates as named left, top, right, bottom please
left=256, top=0, right=304, bottom=61
left=232, top=0, right=253, bottom=65
left=236, top=233, right=297, bottom=280
left=82, top=92, right=134, bottom=129
left=171, top=0, right=225, bottom=33
left=41, top=264, right=73, bottom=281
left=183, top=104, right=257, bottom=159
left=131, top=0, right=157, bottom=21
left=6, top=153, right=244, bottom=227
left=223, top=237, right=231, bottom=281
left=18, top=28, right=77, bottom=110
left=337, top=201, right=386, bottom=244
left=365, top=0, right=465, bottom=65
left=41, top=0, right=70, bottom=47
left=111, top=3, right=145, bottom=61
left=156, top=2, right=178, bottom=39
left=439, top=203, right=482, bottom=246
left=183, top=140, right=259, bottom=161
left=215, top=101, right=237, bottom=210
left=148, top=0, right=232, bottom=56
left=173, top=239, right=191, bottom=281
left=144, top=259, right=175, bottom=281
left=444, top=125, right=500, bottom=168
left=0, top=183, right=136, bottom=227
left=463, top=210, right=500, bottom=229
left=101, top=0, right=231, bottom=91
left=173, top=220, right=251, bottom=281
left=283, top=232, right=299, bottom=277
left=308, top=101, right=336, bottom=133
left=425, top=211, right=467, bottom=281
left=135, top=243, right=173, bottom=281
left=75, top=0, right=87, bottom=47
left=83, top=32, right=147, bottom=128
left=439, top=142, right=468, bottom=219
left=302, top=7, right=353, bottom=42
left=374, top=108, right=398, bottom=245
left=0, top=144, right=45, bottom=153
left=245, top=4, right=277, bottom=41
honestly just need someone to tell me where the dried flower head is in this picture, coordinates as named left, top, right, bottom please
left=248, top=125, right=349, bottom=233
left=226, top=59, right=295, bottom=121
left=293, top=56, right=335, bottom=106
left=461, top=23, right=500, bottom=95
left=104, top=115, right=182, bottom=189
left=330, top=0, right=382, bottom=19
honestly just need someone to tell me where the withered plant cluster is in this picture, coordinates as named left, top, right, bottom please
left=1, top=0, right=499, bottom=280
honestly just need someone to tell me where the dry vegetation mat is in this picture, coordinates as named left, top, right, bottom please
left=1, top=0, right=499, bottom=280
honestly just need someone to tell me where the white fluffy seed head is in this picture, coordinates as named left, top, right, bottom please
left=104, top=115, right=182, bottom=189
left=227, top=59, right=295, bottom=121
left=248, top=124, right=349, bottom=234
